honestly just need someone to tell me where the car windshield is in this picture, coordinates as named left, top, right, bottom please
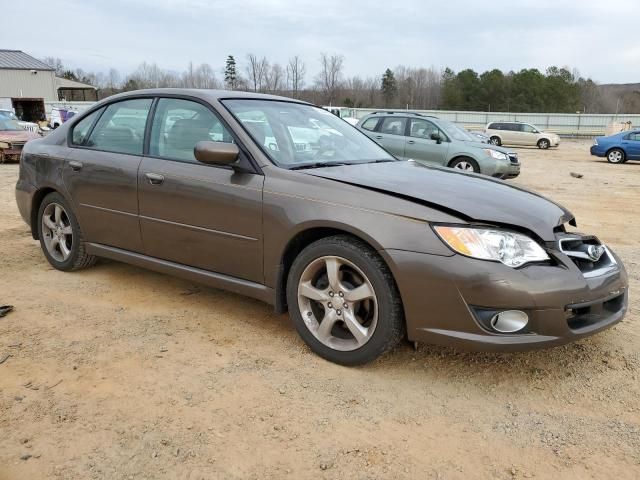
left=0, top=111, right=19, bottom=121
left=223, top=99, right=395, bottom=168
left=0, top=118, right=24, bottom=131
left=438, top=119, right=476, bottom=142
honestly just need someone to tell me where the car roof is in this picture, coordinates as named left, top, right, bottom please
left=100, top=88, right=312, bottom=106
left=366, top=111, right=438, bottom=119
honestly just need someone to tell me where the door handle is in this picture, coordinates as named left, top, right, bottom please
left=69, top=161, right=83, bottom=171
left=375, top=135, right=383, bottom=139
left=407, top=140, right=415, bottom=144
left=145, top=172, right=165, bottom=185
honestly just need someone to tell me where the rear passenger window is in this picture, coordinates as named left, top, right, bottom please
left=86, top=99, right=152, bottom=155
left=360, top=118, right=379, bottom=131
left=379, top=117, right=406, bottom=136
left=149, top=98, right=234, bottom=163
left=71, top=108, right=104, bottom=146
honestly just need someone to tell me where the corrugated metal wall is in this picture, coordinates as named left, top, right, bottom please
left=0, top=70, right=57, bottom=101
left=350, top=108, right=640, bottom=136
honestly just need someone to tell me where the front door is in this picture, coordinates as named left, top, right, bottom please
left=373, top=116, right=407, bottom=159
left=405, top=118, right=450, bottom=165
left=138, top=97, right=264, bottom=283
left=63, top=98, right=152, bottom=252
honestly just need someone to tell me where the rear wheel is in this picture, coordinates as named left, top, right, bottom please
left=37, top=192, right=96, bottom=271
left=537, top=138, right=550, bottom=149
left=607, top=148, right=625, bottom=164
left=286, top=235, right=404, bottom=365
left=450, top=157, right=480, bottom=173
left=489, top=136, right=501, bottom=146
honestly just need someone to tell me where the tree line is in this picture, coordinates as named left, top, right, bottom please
left=42, top=55, right=639, bottom=114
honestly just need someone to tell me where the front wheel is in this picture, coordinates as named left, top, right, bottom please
left=37, top=192, right=96, bottom=271
left=489, top=136, right=501, bottom=146
left=537, top=138, right=550, bottom=149
left=286, top=236, right=404, bottom=365
left=450, top=157, right=480, bottom=173
left=607, top=148, right=625, bottom=164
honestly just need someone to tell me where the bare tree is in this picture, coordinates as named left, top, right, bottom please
left=286, top=55, right=306, bottom=98
left=266, top=63, right=284, bottom=93
left=42, top=56, right=65, bottom=76
left=246, top=54, right=270, bottom=92
left=107, top=68, right=121, bottom=89
left=316, top=53, right=344, bottom=105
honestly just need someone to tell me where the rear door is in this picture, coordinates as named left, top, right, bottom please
left=138, top=97, right=264, bottom=283
left=623, top=132, right=640, bottom=159
left=404, top=118, right=449, bottom=165
left=64, top=98, right=152, bottom=252
left=372, top=116, right=407, bottom=159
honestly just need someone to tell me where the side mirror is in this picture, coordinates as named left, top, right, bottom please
left=430, top=132, right=442, bottom=144
left=194, top=141, right=239, bottom=166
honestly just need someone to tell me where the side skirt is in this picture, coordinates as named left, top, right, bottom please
left=86, top=243, right=275, bottom=306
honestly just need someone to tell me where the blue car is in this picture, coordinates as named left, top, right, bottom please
left=590, top=130, right=640, bottom=163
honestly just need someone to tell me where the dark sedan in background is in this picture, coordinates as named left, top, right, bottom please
left=15, top=89, right=628, bottom=365
left=591, top=130, right=640, bottom=163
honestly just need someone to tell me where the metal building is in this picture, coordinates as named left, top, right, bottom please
left=0, top=49, right=96, bottom=122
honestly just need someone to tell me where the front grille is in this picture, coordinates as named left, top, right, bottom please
left=558, top=235, right=616, bottom=277
left=10, top=141, right=26, bottom=149
left=508, top=153, right=519, bottom=164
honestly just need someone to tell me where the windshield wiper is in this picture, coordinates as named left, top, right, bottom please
left=289, top=161, right=351, bottom=170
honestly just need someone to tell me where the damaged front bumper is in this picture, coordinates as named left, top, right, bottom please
left=382, top=236, right=628, bottom=351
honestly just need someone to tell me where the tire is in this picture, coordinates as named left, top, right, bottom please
left=537, top=138, right=550, bottom=149
left=606, top=148, right=625, bottom=164
left=286, top=235, right=405, bottom=365
left=489, top=136, right=501, bottom=146
left=449, top=157, right=480, bottom=173
left=37, top=192, right=96, bottom=271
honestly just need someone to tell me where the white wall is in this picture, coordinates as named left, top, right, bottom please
left=0, top=69, right=57, bottom=101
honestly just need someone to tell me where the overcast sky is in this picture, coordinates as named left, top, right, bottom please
left=3, top=0, right=639, bottom=83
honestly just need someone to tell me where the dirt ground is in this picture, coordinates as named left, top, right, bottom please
left=0, top=139, right=638, bottom=480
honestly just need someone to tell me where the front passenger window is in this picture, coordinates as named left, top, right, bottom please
left=149, top=98, right=234, bottom=162
left=86, top=99, right=152, bottom=155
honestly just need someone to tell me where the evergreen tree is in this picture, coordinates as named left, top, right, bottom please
left=380, top=68, right=397, bottom=107
left=224, top=55, right=238, bottom=90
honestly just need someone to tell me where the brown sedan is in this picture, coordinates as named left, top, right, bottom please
left=15, top=89, right=628, bottom=365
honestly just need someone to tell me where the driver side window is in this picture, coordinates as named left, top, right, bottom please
left=409, top=119, right=439, bottom=139
left=86, top=99, right=152, bottom=155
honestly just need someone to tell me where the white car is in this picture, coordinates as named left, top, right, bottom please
left=0, top=109, right=43, bottom=134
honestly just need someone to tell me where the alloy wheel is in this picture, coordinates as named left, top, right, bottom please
left=454, top=161, right=475, bottom=172
left=41, top=203, right=73, bottom=262
left=297, top=255, right=378, bottom=351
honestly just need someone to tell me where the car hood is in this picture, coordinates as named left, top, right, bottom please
left=303, top=161, right=574, bottom=241
left=463, top=140, right=513, bottom=154
left=0, top=130, right=40, bottom=142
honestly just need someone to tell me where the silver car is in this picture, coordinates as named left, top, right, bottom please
left=357, top=112, right=520, bottom=179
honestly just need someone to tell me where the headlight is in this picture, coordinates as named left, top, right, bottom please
left=433, top=226, right=550, bottom=267
left=593, top=138, right=598, bottom=145
left=483, top=149, right=508, bottom=160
